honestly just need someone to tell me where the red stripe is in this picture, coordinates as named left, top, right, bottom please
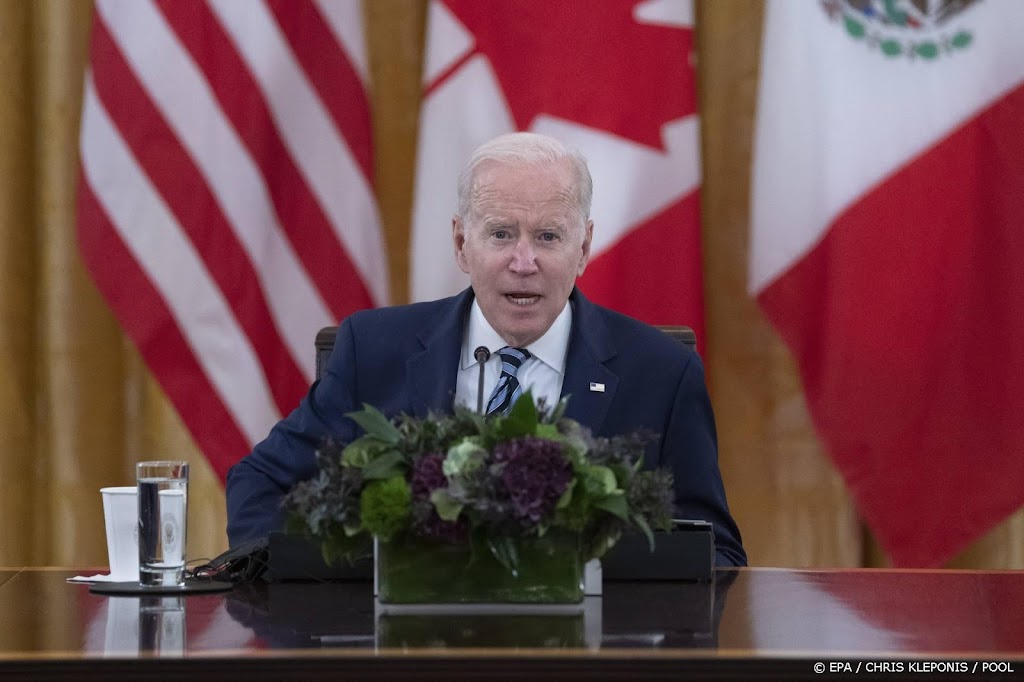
left=88, top=17, right=308, bottom=416
left=577, top=190, right=706, bottom=352
left=155, top=0, right=374, bottom=319
left=424, top=47, right=477, bottom=99
left=77, top=176, right=250, bottom=482
left=758, top=83, right=1024, bottom=567
left=265, top=0, right=374, bottom=185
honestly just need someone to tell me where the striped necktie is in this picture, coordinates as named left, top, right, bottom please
left=486, top=347, right=531, bottom=415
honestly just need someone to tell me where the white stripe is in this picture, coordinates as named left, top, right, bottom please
left=209, top=0, right=390, bottom=307
left=80, top=76, right=280, bottom=444
left=532, top=114, right=701, bottom=257
left=410, top=56, right=515, bottom=301
left=95, top=0, right=332, bottom=382
left=633, top=0, right=693, bottom=29
left=422, top=0, right=475, bottom=87
left=313, top=0, right=370, bottom=86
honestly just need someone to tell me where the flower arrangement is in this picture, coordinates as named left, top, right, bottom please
left=283, top=392, right=675, bottom=582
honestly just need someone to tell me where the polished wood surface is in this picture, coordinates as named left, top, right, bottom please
left=0, top=568, right=1022, bottom=679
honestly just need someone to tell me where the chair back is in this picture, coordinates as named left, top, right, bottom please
left=314, top=326, right=338, bottom=381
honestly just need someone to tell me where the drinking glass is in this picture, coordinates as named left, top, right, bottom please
left=136, top=461, right=189, bottom=586
left=139, top=595, right=185, bottom=655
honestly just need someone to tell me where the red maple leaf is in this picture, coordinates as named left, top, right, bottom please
left=443, top=0, right=695, bottom=150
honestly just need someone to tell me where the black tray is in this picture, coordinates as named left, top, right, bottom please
left=89, top=579, right=233, bottom=596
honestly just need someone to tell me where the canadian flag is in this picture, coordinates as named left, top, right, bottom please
left=411, top=0, right=706, bottom=347
left=751, top=0, right=1024, bottom=567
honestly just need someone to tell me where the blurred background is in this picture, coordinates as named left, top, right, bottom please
left=1, top=0, right=1020, bottom=571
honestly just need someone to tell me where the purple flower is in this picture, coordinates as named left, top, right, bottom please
left=410, top=452, right=467, bottom=543
left=411, top=452, right=446, bottom=500
left=493, top=437, right=573, bottom=528
left=414, top=505, right=469, bottom=543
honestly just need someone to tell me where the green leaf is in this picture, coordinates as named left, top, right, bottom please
left=535, top=423, right=560, bottom=439
left=594, top=492, right=629, bottom=520
left=556, top=478, right=576, bottom=509
left=915, top=42, right=938, bottom=59
left=321, top=542, right=340, bottom=567
left=586, top=528, right=622, bottom=561
left=361, top=451, right=405, bottom=480
left=487, top=536, right=520, bottom=576
left=498, top=390, right=539, bottom=438
left=632, top=513, right=655, bottom=552
left=318, top=530, right=372, bottom=567
left=561, top=433, right=588, bottom=467
left=430, top=489, right=464, bottom=521
left=843, top=16, right=865, bottom=38
left=586, top=465, right=618, bottom=496
left=549, top=396, right=569, bottom=423
left=951, top=31, right=972, bottom=49
left=468, top=527, right=488, bottom=567
left=340, top=435, right=376, bottom=467
left=284, top=515, right=307, bottom=536
left=880, top=40, right=902, bottom=56
left=608, top=462, right=632, bottom=487
left=345, top=404, right=401, bottom=444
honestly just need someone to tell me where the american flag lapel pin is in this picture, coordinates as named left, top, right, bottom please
left=589, top=382, right=605, bottom=393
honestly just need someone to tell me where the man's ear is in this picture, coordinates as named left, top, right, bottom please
left=453, top=215, right=470, bottom=274
left=577, top=219, right=594, bottom=277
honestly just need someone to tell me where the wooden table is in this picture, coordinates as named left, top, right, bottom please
left=0, top=567, right=1021, bottom=680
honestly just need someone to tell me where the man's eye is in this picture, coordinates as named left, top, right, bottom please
left=493, top=230, right=511, bottom=239
left=539, top=232, right=559, bottom=242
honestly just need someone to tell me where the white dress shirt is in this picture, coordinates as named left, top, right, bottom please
left=454, top=300, right=572, bottom=413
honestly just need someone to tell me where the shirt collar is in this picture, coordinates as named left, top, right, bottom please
left=461, top=299, right=572, bottom=374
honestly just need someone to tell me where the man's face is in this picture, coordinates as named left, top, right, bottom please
left=453, top=160, right=593, bottom=348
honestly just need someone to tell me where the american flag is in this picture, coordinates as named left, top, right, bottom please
left=77, top=0, right=387, bottom=480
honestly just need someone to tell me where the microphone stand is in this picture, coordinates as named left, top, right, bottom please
left=474, top=346, right=490, bottom=414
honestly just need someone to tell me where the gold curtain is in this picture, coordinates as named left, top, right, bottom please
left=0, top=0, right=1019, bottom=570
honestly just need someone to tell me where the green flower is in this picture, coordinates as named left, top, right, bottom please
left=360, top=477, right=411, bottom=541
left=443, top=438, right=487, bottom=478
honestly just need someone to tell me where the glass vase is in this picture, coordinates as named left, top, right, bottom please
left=377, top=531, right=584, bottom=604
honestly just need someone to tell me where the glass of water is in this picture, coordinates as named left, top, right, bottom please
left=136, top=461, right=189, bottom=587
left=139, top=595, right=186, bottom=655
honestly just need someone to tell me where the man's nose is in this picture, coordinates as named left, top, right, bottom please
left=509, top=239, right=539, bottom=274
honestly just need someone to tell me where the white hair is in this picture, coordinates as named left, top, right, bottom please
left=456, top=132, right=593, bottom=224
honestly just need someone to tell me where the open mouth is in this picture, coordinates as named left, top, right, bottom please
left=505, top=293, right=540, bottom=306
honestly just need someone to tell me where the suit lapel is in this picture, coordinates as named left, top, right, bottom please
left=561, top=290, right=618, bottom=435
left=407, top=289, right=473, bottom=417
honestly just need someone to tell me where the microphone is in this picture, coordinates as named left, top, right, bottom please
left=474, top=346, right=490, bottom=413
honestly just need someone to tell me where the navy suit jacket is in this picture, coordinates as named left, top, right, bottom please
left=226, top=288, right=746, bottom=566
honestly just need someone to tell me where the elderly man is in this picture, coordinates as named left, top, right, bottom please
left=226, top=133, right=746, bottom=566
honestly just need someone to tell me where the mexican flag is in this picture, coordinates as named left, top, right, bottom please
left=751, top=0, right=1024, bottom=567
